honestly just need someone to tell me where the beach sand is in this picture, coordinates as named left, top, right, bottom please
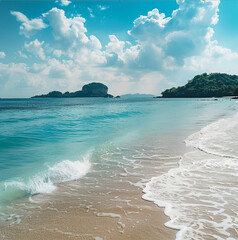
left=1, top=139, right=181, bottom=240
left=1, top=184, right=176, bottom=240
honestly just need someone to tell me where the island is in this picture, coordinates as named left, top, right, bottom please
left=233, top=88, right=238, bottom=99
left=32, top=82, right=113, bottom=98
left=120, top=94, right=155, bottom=99
left=161, top=73, right=238, bottom=98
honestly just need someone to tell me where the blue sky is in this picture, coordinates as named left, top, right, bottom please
left=0, top=0, right=238, bottom=97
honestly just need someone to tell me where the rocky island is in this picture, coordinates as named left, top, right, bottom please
left=161, top=73, right=238, bottom=98
left=32, top=82, right=113, bottom=98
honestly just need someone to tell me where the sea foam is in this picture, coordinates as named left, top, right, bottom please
left=1, top=153, right=91, bottom=203
left=143, top=113, right=238, bottom=240
left=186, top=113, right=238, bottom=159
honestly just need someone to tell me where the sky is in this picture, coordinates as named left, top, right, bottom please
left=0, top=0, right=238, bottom=98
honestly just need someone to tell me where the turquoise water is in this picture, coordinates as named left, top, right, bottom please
left=0, top=98, right=237, bottom=212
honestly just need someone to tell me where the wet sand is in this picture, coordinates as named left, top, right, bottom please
left=0, top=139, right=181, bottom=240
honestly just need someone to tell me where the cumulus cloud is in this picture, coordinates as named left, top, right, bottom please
left=105, top=35, right=141, bottom=67
left=24, top=39, right=45, bottom=60
left=106, top=35, right=125, bottom=54
left=42, top=7, right=105, bottom=65
left=0, top=52, right=6, bottom=58
left=183, top=40, right=238, bottom=73
left=56, top=0, right=71, bottom=6
left=53, top=49, right=62, bottom=58
left=43, top=8, right=89, bottom=48
left=129, top=8, right=171, bottom=40
left=128, top=0, right=220, bottom=68
left=11, top=11, right=47, bottom=37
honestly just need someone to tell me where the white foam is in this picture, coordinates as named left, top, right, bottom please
left=186, top=113, right=238, bottom=159
left=3, top=153, right=91, bottom=198
left=94, top=237, right=103, bottom=240
left=96, top=212, right=125, bottom=233
left=143, top=113, right=238, bottom=239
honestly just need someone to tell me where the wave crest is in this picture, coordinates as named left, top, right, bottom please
left=1, top=154, right=91, bottom=204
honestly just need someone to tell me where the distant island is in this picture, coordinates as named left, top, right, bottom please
left=32, top=82, right=113, bottom=98
left=120, top=94, right=155, bottom=99
left=161, top=73, right=238, bottom=98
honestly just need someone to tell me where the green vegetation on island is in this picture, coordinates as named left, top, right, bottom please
left=161, top=73, right=238, bottom=98
left=32, top=82, right=113, bottom=98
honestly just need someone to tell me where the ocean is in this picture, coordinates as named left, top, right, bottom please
left=0, top=97, right=237, bottom=239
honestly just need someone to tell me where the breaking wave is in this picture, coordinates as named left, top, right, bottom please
left=0, top=153, right=91, bottom=204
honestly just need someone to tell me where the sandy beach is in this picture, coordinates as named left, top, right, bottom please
left=0, top=137, right=180, bottom=240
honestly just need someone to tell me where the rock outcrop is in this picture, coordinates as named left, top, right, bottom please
left=32, top=82, right=113, bottom=98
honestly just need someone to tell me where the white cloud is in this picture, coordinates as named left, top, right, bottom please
left=56, top=0, right=71, bottom=6
left=18, top=51, right=28, bottom=59
left=43, top=8, right=89, bottom=49
left=0, top=62, right=35, bottom=97
left=128, top=8, right=171, bottom=41
left=48, top=58, right=71, bottom=79
left=42, top=7, right=104, bottom=65
left=88, top=8, right=95, bottom=18
left=88, top=35, right=102, bottom=50
left=11, top=11, right=47, bottom=37
left=106, top=35, right=125, bottom=55
left=98, top=5, right=109, bottom=11
left=11, top=7, right=104, bottom=65
left=53, top=49, right=62, bottom=58
left=105, top=35, right=141, bottom=67
left=24, top=39, right=45, bottom=60
left=183, top=40, right=238, bottom=73
left=128, top=0, right=220, bottom=68
left=0, top=52, right=6, bottom=58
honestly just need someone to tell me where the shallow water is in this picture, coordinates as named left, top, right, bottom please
left=143, top=102, right=238, bottom=240
left=0, top=97, right=237, bottom=239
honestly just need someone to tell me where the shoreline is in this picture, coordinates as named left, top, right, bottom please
left=142, top=112, right=238, bottom=240
left=0, top=138, right=182, bottom=240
